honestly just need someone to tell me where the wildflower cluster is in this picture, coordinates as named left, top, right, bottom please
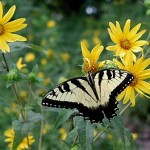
left=4, top=129, right=35, bottom=150
left=82, top=19, right=150, bottom=106
left=0, top=0, right=150, bottom=149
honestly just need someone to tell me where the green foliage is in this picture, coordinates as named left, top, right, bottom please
left=0, top=0, right=150, bottom=149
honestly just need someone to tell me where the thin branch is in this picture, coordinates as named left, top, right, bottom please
left=38, top=105, right=44, bottom=150
left=2, top=53, right=9, bottom=72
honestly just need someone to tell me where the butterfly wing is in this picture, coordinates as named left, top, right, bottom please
left=42, top=69, right=134, bottom=123
left=42, top=77, right=106, bottom=122
left=93, top=69, right=134, bottom=121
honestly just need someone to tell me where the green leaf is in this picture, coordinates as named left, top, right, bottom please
left=12, top=120, right=22, bottom=131
left=31, top=64, right=39, bottom=73
left=21, top=122, right=35, bottom=133
left=29, top=43, right=46, bottom=53
left=73, top=117, right=94, bottom=150
left=27, top=110, right=42, bottom=123
left=111, top=116, right=126, bottom=149
left=11, top=131, right=23, bottom=150
left=66, top=127, right=77, bottom=145
left=6, top=42, right=31, bottom=53
left=71, top=145, right=79, bottom=150
left=0, top=97, right=10, bottom=106
left=53, top=109, right=75, bottom=132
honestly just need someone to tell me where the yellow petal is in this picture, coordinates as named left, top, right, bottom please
left=130, top=30, right=146, bottom=42
left=129, top=88, right=136, bottom=107
left=91, top=44, right=103, bottom=62
left=117, top=89, right=126, bottom=101
left=123, top=86, right=132, bottom=104
left=98, top=61, right=105, bottom=68
left=0, top=2, right=3, bottom=19
left=4, top=138, right=14, bottom=142
left=3, top=33, right=27, bottom=42
left=4, top=18, right=26, bottom=29
left=133, top=40, right=149, bottom=47
left=123, top=19, right=131, bottom=35
left=106, top=45, right=119, bottom=51
left=137, top=58, right=150, bottom=72
left=1, top=5, right=16, bottom=24
left=131, top=56, right=144, bottom=73
left=0, top=37, right=10, bottom=52
left=123, top=51, right=135, bottom=66
left=128, top=23, right=141, bottom=39
left=109, top=22, right=117, bottom=33
left=116, top=21, right=123, bottom=37
left=136, top=81, right=150, bottom=94
left=132, top=47, right=143, bottom=53
left=134, top=86, right=150, bottom=99
left=138, top=69, right=150, bottom=79
left=113, top=59, right=126, bottom=69
left=132, top=52, right=136, bottom=62
left=107, top=28, right=118, bottom=43
left=81, top=42, right=90, bottom=58
left=5, top=24, right=27, bottom=32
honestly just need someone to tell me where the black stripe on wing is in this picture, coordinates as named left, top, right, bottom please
left=42, top=97, right=104, bottom=123
left=102, top=70, right=134, bottom=120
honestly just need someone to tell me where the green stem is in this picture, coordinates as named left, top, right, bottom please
left=38, top=105, right=44, bottom=150
left=28, top=84, right=43, bottom=150
left=1, top=53, right=29, bottom=147
left=2, top=53, right=9, bottom=72
left=119, top=101, right=132, bottom=115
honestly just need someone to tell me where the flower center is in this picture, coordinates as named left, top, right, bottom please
left=130, top=76, right=138, bottom=87
left=83, top=58, right=98, bottom=74
left=120, top=39, right=131, bottom=50
left=0, top=24, right=4, bottom=35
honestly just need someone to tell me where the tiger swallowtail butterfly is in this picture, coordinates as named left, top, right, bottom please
left=42, top=69, right=134, bottom=123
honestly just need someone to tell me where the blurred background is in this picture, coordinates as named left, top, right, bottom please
left=0, top=0, right=150, bottom=149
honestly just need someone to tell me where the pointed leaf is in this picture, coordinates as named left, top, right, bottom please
left=54, top=109, right=75, bottom=132
left=73, top=117, right=94, bottom=150
left=111, top=116, right=126, bottom=149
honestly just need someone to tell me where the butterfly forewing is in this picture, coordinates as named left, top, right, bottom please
left=42, top=69, right=134, bottom=123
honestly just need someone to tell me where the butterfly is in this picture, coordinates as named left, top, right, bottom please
left=42, top=69, right=134, bottom=123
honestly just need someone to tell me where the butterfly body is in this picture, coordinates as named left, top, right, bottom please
left=42, top=69, right=134, bottom=123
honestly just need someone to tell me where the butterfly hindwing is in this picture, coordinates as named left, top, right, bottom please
left=42, top=69, right=134, bottom=123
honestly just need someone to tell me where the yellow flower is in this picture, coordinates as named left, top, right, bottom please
left=59, top=53, right=70, bottom=62
left=59, top=128, right=67, bottom=141
left=19, top=90, right=28, bottom=98
left=93, top=36, right=101, bottom=45
left=0, top=2, right=27, bottom=53
left=41, top=58, right=47, bottom=65
left=16, top=57, right=27, bottom=70
left=25, top=52, right=35, bottom=62
left=43, top=78, right=51, bottom=85
left=38, top=72, right=45, bottom=78
left=106, top=19, right=149, bottom=61
left=46, top=49, right=54, bottom=58
left=4, top=129, right=14, bottom=149
left=81, top=41, right=104, bottom=74
left=4, top=129, right=35, bottom=150
left=47, top=20, right=56, bottom=28
left=17, top=134, right=35, bottom=150
left=81, top=39, right=89, bottom=48
left=132, top=133, right=138, bottom=140
left=114, top=56, right=150, bottom=106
